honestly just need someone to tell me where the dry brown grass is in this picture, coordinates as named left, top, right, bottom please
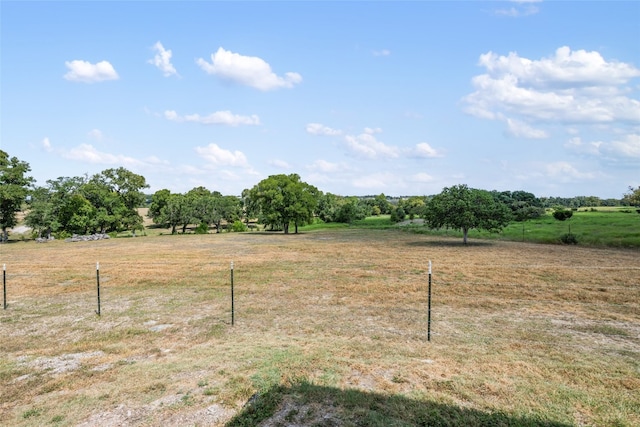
left=1, top=229, right=639, bottom=426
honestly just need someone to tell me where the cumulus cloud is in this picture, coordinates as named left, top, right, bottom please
left=164, top=110, right=260, bottom=126
left=564, top=136, right=602, bottom=156
left=196, top=47, right=302, bottom=91
left=545, top=161, right=597, bottom=180
left=344, top=130, right=400, bottom=160
left=306, top=123, right=342, bottom=136
left=64, top=60, right=119, bottom=83
left=567, top=134, right=640, bottom=162
left=463, top=46, right=640, bottom=141
left=408, top=142, right=443, bottom=158
left=194, top=143, right=249, bottom=168
left=63, top=144, right=143, bottom=168
left=149, top=41, right=178, bottom=77
left=505, top=118, right=548, bottom=139
left=605, top=134, right=640, bottom=159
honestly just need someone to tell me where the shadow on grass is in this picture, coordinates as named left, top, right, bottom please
left=406, top=239, right=495, bottom=248
left=227, top=381, right=571, bottom=427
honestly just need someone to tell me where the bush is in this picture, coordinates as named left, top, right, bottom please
left=553, top=209, right=573, bottom=221
left=194, top=223, right=209, bottom=234
left=560, top=233, right=578, bottom=245
left=231, top=220, right=248, bottom=232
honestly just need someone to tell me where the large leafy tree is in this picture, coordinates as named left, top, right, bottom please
left=424, top=184, right=513, bottom=244
left=0, top=150, right=34, bottom=242
left=24, top=186, right=56, bottom=238
left=624, top=186, right=640, bottom=208
left=24, top=169, right=148, bottom=237
left=99, top=167, right=149, bottom=235
left=246, top=174, right=319, bottom=234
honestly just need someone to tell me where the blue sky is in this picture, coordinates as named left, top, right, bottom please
left=2, top=1, right=639, bottom=199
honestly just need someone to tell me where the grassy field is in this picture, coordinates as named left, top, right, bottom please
left=377, top=208, right=640, bottom=248
left=0, top=228, right=639, bottom=426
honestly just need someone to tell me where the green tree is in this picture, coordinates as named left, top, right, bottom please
left=99, top=168, right=149, bottom=235
left=423, top=184, right=512, bottom=244
left=623, top=186, right=640, bottom=207
left=149, top=189, right=172, bottom=225
left=215, top=195, right=242, bottom=232
left=317, top=192, right=341, bottom=223
left=246, top=174, right=319, bottom=234
left=159, top=193, right=189, bottom=234
left=0, top=150, right=33, bottom=242
left=24, top=186, right=56, bottom=239
left=335, top=197, right=368, bottom=224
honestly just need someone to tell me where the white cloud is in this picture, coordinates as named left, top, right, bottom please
left=505, top=118, right=548, bottom=139
left=344, top=130, right=400, bottom=159
left=545, top=161, right=596, bottom=180
left=164, top=110, right=260, bottom=126
left=408, top=142, right=443, bottom=158
left=194, top=143, right=249, bottom=167
left=605, top=134, right=640, bottom=159
left=149, top=41, right=178, bottom=77
left=306, top=123, right=342, bottom=136
left=307, top=159, right=348, bottom=173
left=352, top=172, right=402, bottom=190
left=411, top=172, right=434, bottom=183
left=564, top=136, right=602, bottom=156
left=269, top=159, right=293, bottom=169
left=196, top=47, right=302, bottom=91
left=478, top=46, right=640, bottom=88
left=63, top=144, right=142, bottom=167
left=64, top=60, right=119, bottom=83
left=463, top=46, right=640, bottom=139
left=42, top=137, right=53, bottom=152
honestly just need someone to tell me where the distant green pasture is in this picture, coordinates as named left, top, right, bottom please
left=304, top=209, right=640, bottom=248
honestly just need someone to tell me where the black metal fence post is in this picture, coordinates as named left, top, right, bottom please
left=96, top=262, right=101, bottom=316
left=230, top=261, right=234, bottom=326
left=3, top=264, right=6, bottom=310
left=428, top=260, right=432, bottom=341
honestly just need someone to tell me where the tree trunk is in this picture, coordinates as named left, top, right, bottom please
left=283, top=222, right=289, bottom=234
left=294, top=221, right=299, bottom=234
left=463, top=227, right=469, bottom=245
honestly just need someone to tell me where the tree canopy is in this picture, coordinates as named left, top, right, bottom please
left=423, top=184, right=512, bottom=244
left=245, top=174, right=319, bottom=234
left=24, top=168, right=148, bottom=238
left=0, top=150, right=33, bottom=242
left=623, top=186, right=640, bottom=207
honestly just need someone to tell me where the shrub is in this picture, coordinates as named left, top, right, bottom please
left=194, top=223, right=209, bottom=234
left=553, top=209, right=573, bottom=221
left=231, top=220, right=248, bottom=232
left=560, top=233, right=578, bottom=245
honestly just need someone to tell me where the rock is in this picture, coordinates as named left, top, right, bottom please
left=65, top=234, right=110, bottom=242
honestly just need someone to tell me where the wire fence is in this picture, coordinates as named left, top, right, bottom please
left=2, top=259, right=638, bottom=351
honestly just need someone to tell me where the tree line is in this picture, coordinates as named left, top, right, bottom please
left=1, top=150, right=639, bottom=242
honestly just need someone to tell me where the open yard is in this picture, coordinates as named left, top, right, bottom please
left=1, top=229, right=639, bottom=426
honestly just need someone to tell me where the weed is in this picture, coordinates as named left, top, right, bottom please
left=21, top=408, right=42, bottom=419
